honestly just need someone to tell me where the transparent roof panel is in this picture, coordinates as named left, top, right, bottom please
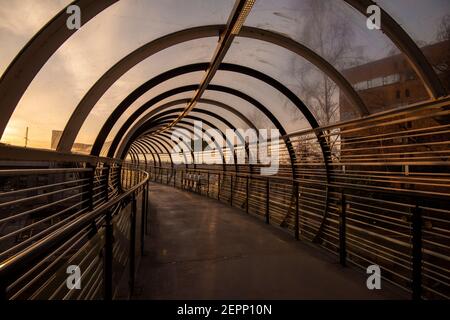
left=245, top=0, right=430, bottom=113
left=210, top=70, right=310, bottom=133
left=201, top=91, right=275, bottom=130
left=3, top=0, right=233, bottom=149
left=1, top=0, right=446, bottom=154
left=75, top=37, right=218, bottom=150
left=0, top=0, right=71, bottom=75
left=377, top=0, right=450, bottom=92
left=224, top=37, right=357, bottom=125
left=102, top=91, right=195, bottom=156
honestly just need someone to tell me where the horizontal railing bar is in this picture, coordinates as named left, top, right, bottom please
left=0, top=144, right=121, bottom=165
left=0, top=177, right=90, bottom=199
left=0, top=183, right=90, bottom=209
left=0, top=189, right=89, bottom=225
left=0, top=170, right=149, bottom=279
left=0, top=200, right=91, bottom=261
left=0, top=168, right=92, bottom=176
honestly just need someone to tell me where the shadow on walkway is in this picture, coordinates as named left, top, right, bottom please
left=133, top=183, right=407, bottom=300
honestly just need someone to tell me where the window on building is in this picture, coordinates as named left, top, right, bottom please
left=405, top=88, right=410, bottom=97
left=383, top=73, right=400, bottom=85
left=396, top=90, right=401, bottom=99
left=372, top=77, right=383, bottom=88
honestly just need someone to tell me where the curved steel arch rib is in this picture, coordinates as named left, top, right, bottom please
left=0, top=0, right=118, bottom=139
left=130, top=142, right=149, bottom=167
left=108, top=81, right=300, bottom=179
left=108, top=71, right=308, bottom=179
left=138, top=107, right=248, bottom=151
left=134, top=140, right=161, bottom=168
left=139, top=120, right=228, bottom=171
left=55, top=21, right=445, bottom=151
left=124, top=114, right=235, bottom=160
left=145, top=136, right=174, bottom=168
left=58, top=25, right=372, bottom=152
left=132, top=112, right=241, bottom=171
left=133, top=116, right=231, bottom=172
left=136, top=108, right=247, bottom=170
left=1, top=2, right=443, bottom=142
left=118, top=97, right=257, bottom=169
left=158, top=132, right=193, bottom=168
left=56, top=25, right=223, bottom=152
left=103, top=81, right=263, bottom=158
left=343, top=0, right=446, bottom=98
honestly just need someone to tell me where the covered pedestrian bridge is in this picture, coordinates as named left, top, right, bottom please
left=0, top=0, right=449, bottom=300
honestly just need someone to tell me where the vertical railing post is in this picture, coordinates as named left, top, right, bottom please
left=117, top=164, right=123, bottom=191
left=411, top=201, right=422, bottom=300
left=339, top=192, right=347, bottom=266
left=207, top=171, right=210, bottom=197
left=129, top=193, right=137, bottom=297
left=218, top=173, right=221, bottom=200
left=140, top=185, right=146, bottom=256
left=173, top=169, right=176, bottom=188
left=295, top=181, right=299, bottom=240
left=103, top=209, right=113, bottom=300
left=246, top=176, right=249, bottom=214
left=128, top=165, right=132, bottom=188
left=87, top=164, right=95, bottom=211
left=265, top=179, right=270, bottom=224
left=181, top=170, right=184, bottom=190
left=103, top=165, right=110, bottom=203
left=230, top=174, right=234, bottom=206
left=145, top=180, right=150, bottom=235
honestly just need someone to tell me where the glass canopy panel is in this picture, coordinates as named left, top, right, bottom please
left=75, top=36, right=217, bottom=153
left=201, top=91, right=276, bottom=130
left=3, top=0, right=233, bottom=149
left=245, top=0, right=429, bottom=114
left=223, top=37, right=358, bottom=125
left=196, top=103, right=252, bottom=132
left=113, top=91, right=268, bottom=158
left=104, top=91, right=196, bottom=157
left=0, top=0, right=72, bottom=76
left=210, top=70, right=311, bottom=134
left=376, top=0, right=450, bottom=92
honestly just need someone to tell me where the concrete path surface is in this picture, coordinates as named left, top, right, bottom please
left=133, top=183, right=407, bottom=300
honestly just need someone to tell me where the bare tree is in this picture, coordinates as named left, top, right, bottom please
left=437, top=14, right=450, bottom=42
left=435, top=14, right=450, bottom=87
left=293, top=0, right=366, bottom=127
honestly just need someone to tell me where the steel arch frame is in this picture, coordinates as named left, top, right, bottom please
left=146, top=120, right=228, bottom=171
left=107, top=81, right=299, bottom=178
left=57, top=24, right=371, bottom=152
left=130, top=108, right=248, bottom=171
left=109, top=67, right=314, bottom=180
left=136, top=107, right=247, bottom=152
left=129, top=114, right=239, bottom=168
left=1, top=1, right=444, bottom=142
left=109, top=82, right=300, bottom=181
left=97, top=97, right=256, bottom=157
left=133, top=140, right=157, bottom=167
left=136, top=118, right=230, bottom=172
left=117, top=97, right=257, bottom=171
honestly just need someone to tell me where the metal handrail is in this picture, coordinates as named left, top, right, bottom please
left=0, top=168, right=149, bottom=299
left=145, top=164, right=449, bottom=300
left=148, top=165, right=450, bottom=201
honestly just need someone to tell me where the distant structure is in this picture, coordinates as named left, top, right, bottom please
left=340, top=40, right=450, bottom=120
left=50, top=130, right=62, bottom=150
left=51, top=130, right=92, bottom=154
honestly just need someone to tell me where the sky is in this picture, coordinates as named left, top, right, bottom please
left=0, top=0, right=448, bottom=151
